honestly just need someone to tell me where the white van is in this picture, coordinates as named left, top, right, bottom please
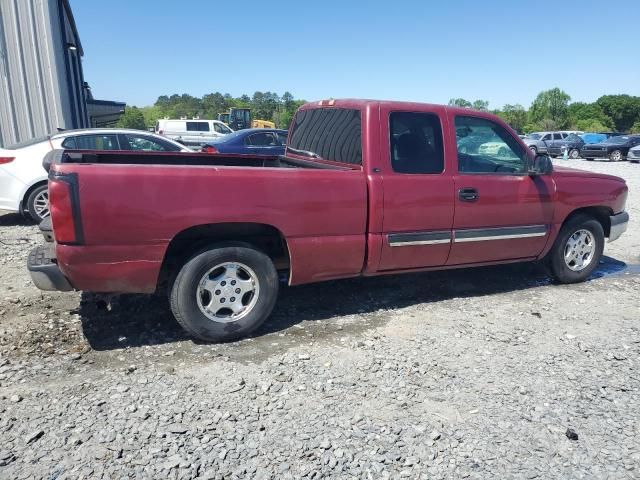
left=155, top=119, right=233, bottom=148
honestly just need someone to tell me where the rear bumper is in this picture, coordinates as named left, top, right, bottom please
left=609, top=211, right=629, bottom=242
left=27, top=244, right=73, bottom=291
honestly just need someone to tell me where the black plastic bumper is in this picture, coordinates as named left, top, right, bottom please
left=27, top=244, right=73, bottom=291
left=38, top=217, right=54, bottom=242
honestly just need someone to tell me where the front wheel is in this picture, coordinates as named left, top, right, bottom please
left=547, top=215, right=604, bottom=283
left=609, top=149, right=623, bottom=162
left=569, top=148, right=580, bottom=159
left=170, top=245, right=279, bottom=342
left=529, top=146, right=538, bottom=154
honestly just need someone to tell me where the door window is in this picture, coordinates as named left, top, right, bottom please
left=213, top=123, right=232, bottom=134
left=62, top=134, right=119, bottom=150
left=389, top=112, right=444, bottom=174
left=553, top=133, right=563, bottom=140
left=246, top=132, right=278, bottom=146
left=186, top=122, right=210, bottom=132
left=455, top=116, right=527, bottom=174
left=276, top=132, right=288, bottom=145
left=123, top=135, right=181, bottom=151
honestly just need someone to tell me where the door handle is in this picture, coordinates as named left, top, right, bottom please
left=458, top=188, right=479, bottom=202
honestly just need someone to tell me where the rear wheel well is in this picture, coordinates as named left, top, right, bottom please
left=563, top=206, right=612, bottom=237
left=157, top=223, right=290, bottom=293
left=21, top=181, right=48, bottom=214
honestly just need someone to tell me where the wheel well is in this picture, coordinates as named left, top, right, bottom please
left=564, top=206, right=612, bottom=237
left=21, top=181, right=48, bottom=212
left=157, top=223, right=290, bottom=293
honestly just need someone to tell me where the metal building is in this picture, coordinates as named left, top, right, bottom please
left=0, top=0, right=124, bottom=147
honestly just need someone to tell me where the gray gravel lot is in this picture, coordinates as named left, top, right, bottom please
left=0, top=158, right=639, bottom=479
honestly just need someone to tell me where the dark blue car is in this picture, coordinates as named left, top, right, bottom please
left=202, top=128, right=288, bottom=155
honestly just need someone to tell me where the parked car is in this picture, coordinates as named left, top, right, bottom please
left=581, top=135, right=640, bottom=161
left=626, top=145, right=640, bottom=163
left=523, top=132, right=568, bottom=154
left=546, top=133, right=585, bottom=159
left=155, top=119, right=234, bottom=149
left=202, top=129, right=288, bottom=155
left=28, top=99, right=629, bottom=342
left=0, top=129, right=190, bottom=223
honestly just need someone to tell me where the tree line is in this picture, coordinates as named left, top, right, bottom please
left=449, top=89, right=640, bottom=134
left=117, top=88, right=640, bottom=135
left=117, top=91, right=306, bottom=130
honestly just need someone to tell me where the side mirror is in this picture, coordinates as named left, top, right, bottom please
left=528, top=154, right=553, bottom=175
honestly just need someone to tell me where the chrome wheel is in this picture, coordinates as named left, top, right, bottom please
left=196, top=262, right=259, bottom=323
left=610, top=150, right=622, bottom=162
left=33, top=190, right=50, bottom=219
left=564, top=229, right=595, bottom=272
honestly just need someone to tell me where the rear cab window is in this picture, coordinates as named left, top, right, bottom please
left=288, top=108, right=362, bottom=165
left=389, top=112, right=444, bottom=174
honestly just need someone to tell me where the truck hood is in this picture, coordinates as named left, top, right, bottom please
left=552, top=165, right=625, bottom=183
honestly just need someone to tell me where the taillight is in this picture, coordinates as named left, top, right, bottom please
left=0, top=157, right=15, bottom=164
left=49, top=174, right=83, bottom=244
left=202, top=145, right=217, bottom=154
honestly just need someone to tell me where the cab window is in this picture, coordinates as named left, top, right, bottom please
left=389, top=112, right=444, bottom=174
left=455, top=116, right=527, bottom=174
left=62, top=134, right=119, bottom=150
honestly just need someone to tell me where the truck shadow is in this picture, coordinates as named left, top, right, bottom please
left=77, top=256, right=629, bottom=351
left=0, top=212, right=33, bottom=227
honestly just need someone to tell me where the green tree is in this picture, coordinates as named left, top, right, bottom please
left=596, top=95, right=640, bottom=132
left=631, top=121, right=640, bottom=134
left=567, top=102, right=614, bottom=130
left=575, top=119, right=609, bottom=132
left=448, top=98, right=472, bottom=108
left=116, top=106, right=147, bottom=130
left=529, top=88, right=571, bottom=128
left=472, top=100, right=489, bottom=111
left=496, top=104, right=527, bottom=133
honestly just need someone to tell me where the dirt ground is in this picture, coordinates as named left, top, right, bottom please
left=0, top=158, right=638, bottom=479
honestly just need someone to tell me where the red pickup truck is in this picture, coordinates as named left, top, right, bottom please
left=29, top=99, right=629, bottom=342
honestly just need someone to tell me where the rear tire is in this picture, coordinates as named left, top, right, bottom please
left=547, top=214, right=604, bottom=284
left=529, top=146, right=538, bottom=154
left=170, top=245, right=279, bottom=342
left=26, top=184, right=49, bottom=223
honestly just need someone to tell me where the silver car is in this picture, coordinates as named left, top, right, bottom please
left=523, top=132, right=569, bottom=155
left=628, top=145, right=640, bottom=163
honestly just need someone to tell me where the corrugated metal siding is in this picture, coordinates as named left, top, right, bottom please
left=0, top=0, right=86, bottom=147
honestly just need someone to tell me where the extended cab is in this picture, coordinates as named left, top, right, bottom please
left=28, top=100, right=629, bottom=342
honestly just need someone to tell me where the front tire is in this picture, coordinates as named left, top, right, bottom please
left=547, top=214, right=604, bottom=284
left=170, top=245, right=279, bottom=342
left=26, top=184, right=49, bottom=223
left=609, top=149, right=622, bottom=162
left=569, top=148, right=580, bottom=159
left=529, top=146, right=538, bottom=155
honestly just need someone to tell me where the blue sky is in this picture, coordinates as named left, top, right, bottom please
left=71, top=0, right=640, bottom=109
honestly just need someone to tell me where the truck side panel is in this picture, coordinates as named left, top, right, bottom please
left=51, top=163, right=368, bottom=291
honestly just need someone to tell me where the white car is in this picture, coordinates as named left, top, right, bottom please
left=155, top=119, right=233, bottom=148
left=0, top=128, right=190, bottom=222
left=629, top=145, right=640, bottom=163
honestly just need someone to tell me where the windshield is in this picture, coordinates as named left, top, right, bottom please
left=527, top=133, right=541, bottom=140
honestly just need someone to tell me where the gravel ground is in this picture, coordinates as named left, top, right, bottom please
left=0, top=158, right=639, bottom=479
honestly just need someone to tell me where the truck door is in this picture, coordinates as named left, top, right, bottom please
left=377, top=107, right=455, bottom=271
left=447, top=113, right=554, bottom=265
